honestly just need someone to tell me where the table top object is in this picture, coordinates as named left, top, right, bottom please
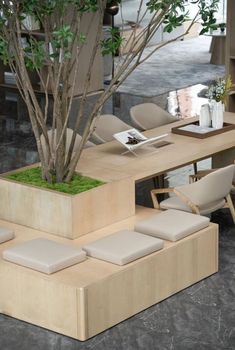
left=171, top=121, right=235, bottom=139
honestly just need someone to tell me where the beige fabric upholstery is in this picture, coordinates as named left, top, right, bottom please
left=176, top=165, right=235, bottom=206
left=135, top=209, right=210, bottom=241
left=190, top=167, right=235, bottom=193
left=3, top=238, right=86, bottom=274
left=41, top=128, right=94, bottom=154
left=0, top=228, right=15, bottom=244
left=160, top=196, right=225, bottom=215
left=160, top=165, right=235, bottom=214
left=83, top=230, right=164, bottom=265
left=90, top=114, right=131, bottom=144
left=130, top=103, right=178, bottom=131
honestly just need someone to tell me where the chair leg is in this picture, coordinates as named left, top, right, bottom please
left=152, top=174, right=165, bottom=189
left=189, top=174, right=195, bottom=184
left=153, top=176, right=158, bottom=188
left=193, top=162, right=198, bottom=174
left=226, top=194, right=235, bottom=224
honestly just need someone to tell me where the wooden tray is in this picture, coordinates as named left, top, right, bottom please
left=171, top=121, right=235, bottom=139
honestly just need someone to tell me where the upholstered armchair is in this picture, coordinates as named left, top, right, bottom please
left=151, top=165, right=235, bottom=223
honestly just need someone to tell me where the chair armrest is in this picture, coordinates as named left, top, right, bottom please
left=151, top=187, right=200, bottom=214
left=174, top=189, right=200, bottom=214
left=150, top=188, right=174, bottom=209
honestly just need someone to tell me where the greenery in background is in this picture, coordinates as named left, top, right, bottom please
left=218, top=22, right=226, bottom=31
left=198, top=0, right=220, bottom=34
left=6, top=167, right=105, bottom=195
left=0, top=0, right=221, bottom=185
left=101, top=27, right=123, bottom=55
left=0, top=0, right=221, bottom=72
left=207, top=76, right=233, bottom=105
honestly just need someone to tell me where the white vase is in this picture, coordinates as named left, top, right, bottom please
left=199, top=104, right=211, bottom=127
left=210, top=100, right=224, bottom=129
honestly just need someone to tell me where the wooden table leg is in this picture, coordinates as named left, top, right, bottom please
left=210, top=36, right=225, bottom=65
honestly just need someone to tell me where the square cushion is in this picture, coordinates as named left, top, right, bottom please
left=3, top=238, right=86, bottom=274
left=0, top=227, right=15, bottom=244
left=135, top=209, right=210, bottom=242
left=82, top=230, right=164, bottom=265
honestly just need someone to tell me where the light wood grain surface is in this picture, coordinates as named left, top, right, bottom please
left=78, top=113, right=235, bottom=182
left=0, top=206, right=218, bottom=340
left=0, top=172, right=135, bottom=239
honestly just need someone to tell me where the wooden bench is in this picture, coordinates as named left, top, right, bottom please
left=0, top=206, right=218, bottom=340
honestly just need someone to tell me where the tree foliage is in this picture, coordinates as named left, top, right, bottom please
left=0, top=0, right=219, bottom=183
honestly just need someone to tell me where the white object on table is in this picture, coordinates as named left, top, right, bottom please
left=210, top=100, right=224, bottom=129
left=113, top=128, right=168, bottom=156
left=199, top=104, right=211, bottom=127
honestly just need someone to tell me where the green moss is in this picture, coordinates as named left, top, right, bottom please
left=6, top=167, right=105, bottom=195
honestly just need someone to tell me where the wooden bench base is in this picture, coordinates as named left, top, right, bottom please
left=0, top=207, right=218, bottom=341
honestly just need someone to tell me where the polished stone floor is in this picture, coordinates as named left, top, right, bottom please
left=0, top=36, right=234, bottom=349
left=117, top=36, right=224, bottom=97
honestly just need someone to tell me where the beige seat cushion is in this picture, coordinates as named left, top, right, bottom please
left=135, top=209, right=210, bottom=242
left=160, top=196, right=225, bottom=215
left=83, top=230, right=164, bottom=265
left=0, top=228, right=15, bottom=244
left=3, top=238, right=86, bottom=274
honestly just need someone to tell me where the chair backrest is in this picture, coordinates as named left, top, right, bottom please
left=41, top=128, right=94, bottom=154
left=90, top=114, right=131, bottom=144
left=176, top=164, right=235, bottom=207
left=130, top=103, right=178, bottom=131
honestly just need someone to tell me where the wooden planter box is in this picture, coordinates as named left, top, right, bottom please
left=0, top=170, right=135, bottom=239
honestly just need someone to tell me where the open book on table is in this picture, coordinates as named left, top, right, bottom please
left=113, top=128, right=168, bottom=153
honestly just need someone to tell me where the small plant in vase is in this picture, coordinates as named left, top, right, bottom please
left=218, top=22, right=226, bottom=33
left=206, top=76, right=233, bottom=128
left=207, top=76, right=233, bottom=104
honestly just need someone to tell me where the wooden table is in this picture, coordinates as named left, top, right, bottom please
left=78, top=112, right=235, bottom=183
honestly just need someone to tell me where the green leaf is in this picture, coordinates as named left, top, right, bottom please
left=24, top=39, right=45, bottom=70
left=101, top=27, right=124, bottom=56
left=79, top=33, right=87, bottom=44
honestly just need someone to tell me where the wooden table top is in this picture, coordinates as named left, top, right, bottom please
left=77, top=112, right=235, bottom=183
